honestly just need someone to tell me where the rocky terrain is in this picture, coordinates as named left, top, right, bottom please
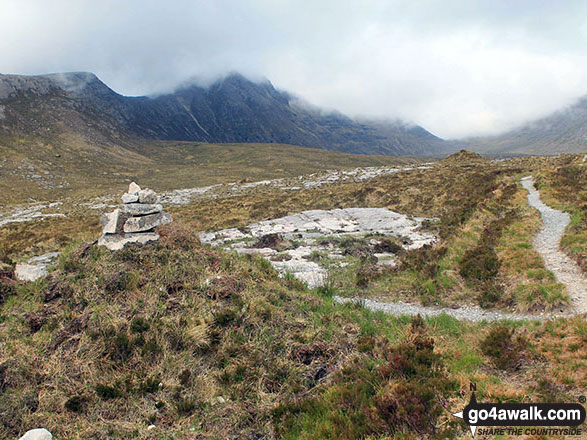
left=0, top=163, right=431, bottom=224
left=200, top=207, right=436, bottom=288
left=0, top=151, right=585, bottom=440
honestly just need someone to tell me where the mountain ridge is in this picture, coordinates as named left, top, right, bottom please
left=466, top=95, right=587, bottom=155
left=0, top=71, right=448, bottom=156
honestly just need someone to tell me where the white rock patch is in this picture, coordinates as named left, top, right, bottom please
left=18, top=428, right=53, bottom=440
left=200, top=208, right=436, bottom=288
left=15, top=252, right=60, bottom=282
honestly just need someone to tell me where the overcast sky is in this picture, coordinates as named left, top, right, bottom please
left=2, top=0, right=587, bottom=138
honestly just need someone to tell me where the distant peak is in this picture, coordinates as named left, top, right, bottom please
left=212, top=72, right=274, bottom=90
left=172, top=71, right=273, bottom=95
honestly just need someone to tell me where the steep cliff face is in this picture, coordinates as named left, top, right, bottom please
left=0, top=72, right=448, bottom=156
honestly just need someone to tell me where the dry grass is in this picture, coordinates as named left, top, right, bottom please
left=0, top=140, right=413, bottom=205
left=1, top=152, right=585, bottom=439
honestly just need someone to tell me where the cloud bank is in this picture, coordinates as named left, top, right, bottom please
left=1, top=0, right=587, bottom=138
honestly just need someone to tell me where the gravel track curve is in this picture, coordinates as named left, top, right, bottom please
left=521, top=176, right=587, bottom=314
left=334, top=176, right=586, bottom=322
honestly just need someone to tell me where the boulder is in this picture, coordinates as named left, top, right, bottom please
left=14, top=263, right=48, bottom=282
left=100, top=209, right=128, bottom=234
left=19, top=428, right=53, bottom=440
left=121, top=193, right=139, bottom=204
left=98, top=232, right=160, bottom=251
left=14, top=252, right=60, bottom=282
left=120, top=203, right=162, bottom=216
left=128, top=182, right=141, bottom=193
left=123, top=212, right=172, bottom=233
left=138, top=189, right=158, bottom=204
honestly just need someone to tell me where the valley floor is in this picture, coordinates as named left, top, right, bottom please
left=0, top=150, right=585, bottom=439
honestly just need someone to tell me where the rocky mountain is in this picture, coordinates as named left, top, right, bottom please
left=467, top=96, right=587, bottom=156
left=0, top=72, right=448, bottom=157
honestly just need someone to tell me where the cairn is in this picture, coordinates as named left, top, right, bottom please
left=98, top=182, right=172, bottom=250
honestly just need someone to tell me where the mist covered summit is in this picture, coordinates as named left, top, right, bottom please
left=0, top=71, right=447, bottom=156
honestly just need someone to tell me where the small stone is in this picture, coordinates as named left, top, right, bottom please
left=120, top=203, right=162, bottom=216
left=98, top=232, right=160, bottom=251
left=19, top=428, right=53, bottom=440
left=100, top=209, right=127, bottom=234
left=128, top=182, right=141, bottom=193
left=122, top=193, right=139, bottom=204
left=138, top=189, right=158, bottom=204
left=123, top=212, right=172, bottom=233
left=147, top=425, right=156, bottom=431
left=28, top=252, right=60, bottom=265
left=15, top=264, right=48, bottom=282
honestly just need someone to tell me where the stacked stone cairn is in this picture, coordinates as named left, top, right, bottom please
left=98, top=182, right=172, bottom=250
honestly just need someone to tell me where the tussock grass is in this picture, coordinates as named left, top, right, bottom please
left=1, top=152, right=584, bottom=438
left=0, top=226, right=583, bottom=438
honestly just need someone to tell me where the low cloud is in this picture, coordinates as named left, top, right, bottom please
left=1, top=0, right=587, bottom=138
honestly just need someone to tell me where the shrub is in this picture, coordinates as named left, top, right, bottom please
left=130, top=317, right=150, bottom=334
left=214, top=308, right=239, bottom=327
left=459, top=244, right=500, bottom=281
left=175, top=398, right=197, bottom=416
left=274, top=322, right=457, bottom=438
left=95, top=384, right=122, bottom=400
left=480, top=326, right=527, bottom=370
left=111, top=332, right=133, bottom=361
left=402, top=245, right=447, bottom=279
left=64, top=395, right=88, bottom=412
left=137, top=376, right=160, bottom=394
left=477, top=282, right=503, bottom=309
left=159, top=223, right=201, bottom=250
left=355, top=263, right=382, bottom=287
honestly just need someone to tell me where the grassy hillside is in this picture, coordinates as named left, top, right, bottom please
left=1, top=225, right=584, bottom=439
left=0, top=139, right=415, bottom=204
left=0, top=151, right=585, bottom=439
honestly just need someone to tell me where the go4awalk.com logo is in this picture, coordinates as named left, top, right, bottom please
left=452, top=392, right=586, bottom=437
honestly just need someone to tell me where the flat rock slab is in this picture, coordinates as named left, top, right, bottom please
left=123, top=212, right=172, bottom=233
left=98, top=232, right=160, bottom=251
left=138, top=189, right=158, bottom=204
left=100, top=209, right=128, bottom=234
left=0, top=202, right=65, bottom=227
left=120, top=203, right=162, bottom=216
left=201, top=208, right=435, bottom=249
left=201, top=207, right=436, bottom=288
left=122, top=193, right=139, bottom=204
left=271, top=259, right=328, bottom=288
left=15, top=252, right=60, bottom=282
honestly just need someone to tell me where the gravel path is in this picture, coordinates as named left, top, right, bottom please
left=334, top=176, right=586, bottom=322
left=333, top=296, right=554, bottom=322
left=521, top=176, right=587, bottom=313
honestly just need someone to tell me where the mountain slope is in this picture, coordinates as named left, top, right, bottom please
left=0, top=72, right=448, bottom=156
left=467, top=96, right=587, bottom=155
